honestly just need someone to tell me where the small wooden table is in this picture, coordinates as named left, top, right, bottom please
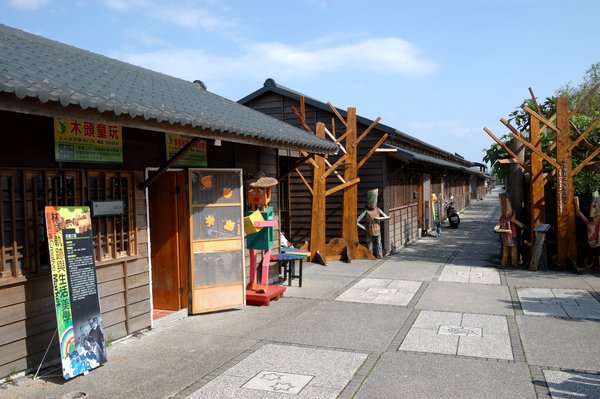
left=271, top=250, right=309, bottom=287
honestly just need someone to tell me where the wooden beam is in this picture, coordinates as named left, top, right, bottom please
left=309, top=123, right=327, bottom=260
left=294, top=168, right=313, bottom=195
left=498, top=159, right=520, bottom=164
left=530, top=113, right=546, bottom=246
left=341, top=107, right=360, bottom=257
left=569, top=115, right=600, bottom=151
left=555, top=96, right=577, bottom=267
left=500, top=118, right=523, bottom=138
left=357, top=133, right=389, bottom=170
left=325, top=177, right=360, bottom=197
left=321, top=153, right=348, bottom=180
left=352, top=117, right=382, bottom=148
left=528, top=87, right=543, bottom=117
left=523, top=106, right=559, bottom=133
left=291, top=106, right=314, bottom=134
left=572, top=146, right=600, bottom=176
left=483, top=127, right=531, bottom=173
left=501, top=119, right=561, bottom=169
left=139, top=137, right=199, bottom=190
left=278, top=153, right=314, bottom=180
left=323, top=158, right=346, bottom=183
left=327, top=102, right=349, bottom=130
left=324, top=126, right=346, bottom=154
left=570, top=82, right=600, bottom=117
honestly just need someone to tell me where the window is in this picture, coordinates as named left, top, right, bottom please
left=388, top=175, right=418, bottom=208
left=0, top=169, right=136, bottom=280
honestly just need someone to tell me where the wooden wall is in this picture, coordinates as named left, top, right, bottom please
left=0, top=112, right=156, bottom=376
left=245, top=93, right=386, bottom=250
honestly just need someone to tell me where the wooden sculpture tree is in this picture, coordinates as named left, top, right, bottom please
left=485, top=84, right=600, bottom=269
left=292, top=97, right=387, bottom=264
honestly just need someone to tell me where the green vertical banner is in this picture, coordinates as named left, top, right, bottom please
left=45, top=206, right=107, bottom=380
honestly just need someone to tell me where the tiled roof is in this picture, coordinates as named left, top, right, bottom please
left=0, top=24, right=338, bottom=154
left=240, top=78, right=474, bottom=166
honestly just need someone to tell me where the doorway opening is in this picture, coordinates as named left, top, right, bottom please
left=148, top=170, right=189, bottom=322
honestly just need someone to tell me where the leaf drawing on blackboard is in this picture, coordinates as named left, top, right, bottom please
left=223, top=219, right=235, bottom=231
left=205, top=214, right=215, bottom=227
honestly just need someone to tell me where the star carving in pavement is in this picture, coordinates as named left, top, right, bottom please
left=270, top=382, right=295, bottom=392
left=260, top=372, right=283, bottom=381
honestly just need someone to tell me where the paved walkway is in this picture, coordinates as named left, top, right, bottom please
left=3, top=189, right=600, bottom=398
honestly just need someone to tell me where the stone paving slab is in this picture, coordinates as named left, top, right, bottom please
left=416, top=281, right=514, bottom=315
left=517, top=316, right=600, bottom=371
left=439, top=265, right=500, bottom=285
left=517, top=288, right=600, bottom=319
left=2, top=330, right=259, bottom=399
left=367, top=260, right=442, bottom=281
left=354, top=352, right=536, bottom=399
left=281, top=274, right=357, bottom=300
left=174, top=297, right=321, bottom=336
left=187, top=344, right=367, bottom=399
left=505, top=269, right=594, bottom=289
left=248, top=301, right=411, bottom=352
left=399, top=311, right=513, bottom=360
left=335, top=278, right=422, bottom=306
left=544, top=370, right=600, bottom=399
left=582, top=274, right=600, bottom=292
left=399, top=310, right=512, bottom=360
left=302, top=260, right=376, bottom=277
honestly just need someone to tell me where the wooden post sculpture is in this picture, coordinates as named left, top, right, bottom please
left=244, top=172, right=279, bottom=293
left=485, top=84, right=600, bottom=269
left=291, top=97, right=387, bottom=264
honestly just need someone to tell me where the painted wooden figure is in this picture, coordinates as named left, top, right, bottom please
left=244, top=172, right=278, bottom=293
left=495, top=194, right=524, bottom=268
left=357, top=189, right=390, bottom=259
left=575, top=192, right=600, bottom=269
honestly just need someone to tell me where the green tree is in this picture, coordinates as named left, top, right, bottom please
left=483, top=62, right=600, bottom=194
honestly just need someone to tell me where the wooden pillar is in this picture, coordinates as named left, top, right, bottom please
left=530, top=114, right=545, bottom=245
left=309, top=123, right=327, bottom=260
left=341, top=108, right=360, bottom=256
left=555, top=96, right=577, bottom=267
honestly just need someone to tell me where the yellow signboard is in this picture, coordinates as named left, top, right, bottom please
left=54, top=117, right=123, bottom=163
left=165, top=133, right=207, bottom=167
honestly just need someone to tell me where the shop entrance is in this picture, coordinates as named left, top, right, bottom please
left=149, top=171, right=189, bottom=312
left=188, top=169, right=245, bottom=314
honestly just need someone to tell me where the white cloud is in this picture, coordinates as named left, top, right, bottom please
left=8, top=0, right=49, bottom=10
left=101, top=0, right=234, bottom=32
left=113, top=37, right=438, bottom=89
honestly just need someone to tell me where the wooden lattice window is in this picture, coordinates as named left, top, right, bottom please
left=0, top=169, right=136, bottom=281
left=87, top=171, right=136, bottom=260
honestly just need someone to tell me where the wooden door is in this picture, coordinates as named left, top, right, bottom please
left=189, top=169, right=245, bottom=314
left=149, top=171, right=188, bottom=310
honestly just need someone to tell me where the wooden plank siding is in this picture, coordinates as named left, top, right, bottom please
left=0, top=112, right=153, bottom=376
left=0, top=110, right=288, bottom=375
left=245, top=93, right=389, bottom=251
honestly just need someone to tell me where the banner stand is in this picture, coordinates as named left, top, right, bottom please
left=33, top=329, right=62, bottom=380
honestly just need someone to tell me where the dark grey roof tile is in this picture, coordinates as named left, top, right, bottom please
left=0, top=24, right=337, bottom=154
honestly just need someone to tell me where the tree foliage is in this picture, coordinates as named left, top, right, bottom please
left=483, top=62, right=600, bottom=194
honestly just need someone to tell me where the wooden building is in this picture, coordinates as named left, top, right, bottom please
left=239, top=79, right=486, bottom=254
left=0, top=25, right=337, bottom=377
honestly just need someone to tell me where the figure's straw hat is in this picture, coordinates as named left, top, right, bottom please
left=247, top=171, right=278, bottom=188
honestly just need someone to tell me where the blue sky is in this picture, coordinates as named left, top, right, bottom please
left=3, top=0, right=599, bottom=164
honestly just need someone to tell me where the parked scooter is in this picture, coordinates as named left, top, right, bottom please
left=446, top=198, right=460, bottom=228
